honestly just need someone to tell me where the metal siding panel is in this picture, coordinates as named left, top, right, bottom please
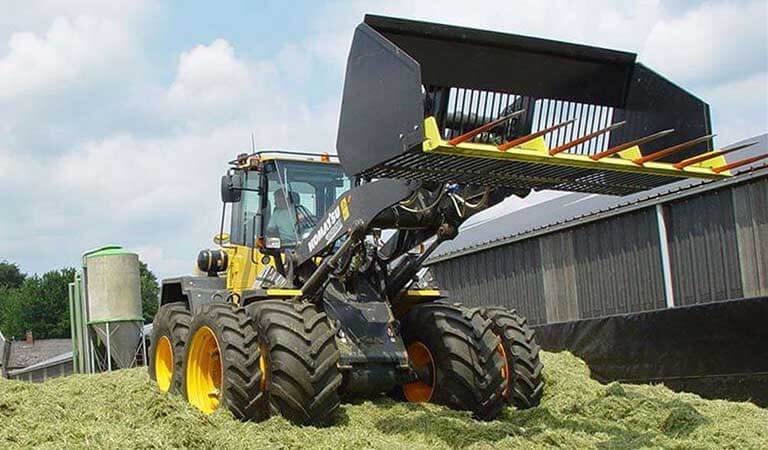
left=432, top=242, right=545, bottom=324
left=666, top=189, right=743, bottom=305
left=732, top=178, right=768, bottom=297
left=574, top=208, right=665, bottom=318
left=540, top=231, right=579, bottom=322
left=574, top=222, right=600, bottom=318
left=490, top=247, right=504, bottom=307
left=472, top=240, right=546, bottom=323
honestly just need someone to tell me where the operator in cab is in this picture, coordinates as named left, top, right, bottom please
left=268, top=189, right=298, bottom=243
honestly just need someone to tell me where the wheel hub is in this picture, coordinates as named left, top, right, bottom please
left=154, top=335, right=174, bottom=393
left=403, top=341, right=436, bottom=403
left=186, top=326, right=223, bottom=414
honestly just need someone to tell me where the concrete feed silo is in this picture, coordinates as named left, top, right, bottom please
left=83, top=246, right=144, bottom=370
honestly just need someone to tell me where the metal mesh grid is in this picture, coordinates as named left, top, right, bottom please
left=362, top=151, right=682, bottom=196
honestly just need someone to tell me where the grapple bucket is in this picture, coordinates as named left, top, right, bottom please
left=336, top=15, right=747, bottom=195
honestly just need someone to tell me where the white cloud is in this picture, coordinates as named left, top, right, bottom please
left=0, top=15, right=141, bottom=100
left=704, top=71, right=768, bottom=145
left=1, top=0, right=765, bottom=278
left=641, top=0, right=767, bottom=87
left=166, top=40, right=265, bottom=118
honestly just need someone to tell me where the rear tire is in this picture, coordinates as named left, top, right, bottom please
left=400, top=302, right=506, bottom=420
left=183, top=303, right=267, bottom=420
left=149, top=303, right=191, bottom=395
left=247, top=300, right=342, bottom=426
left=479, top=307, right=544, bottom=409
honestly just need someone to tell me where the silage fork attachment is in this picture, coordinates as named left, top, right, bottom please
left=337, top=15, right=765, bottom=196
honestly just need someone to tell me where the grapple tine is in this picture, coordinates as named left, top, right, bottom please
left=673, top=141, right=759, bottom=169
left=498, top=118, right=576, bottom=151
left=548, top=121, right=626, bottom=156
left=713, top=153, right=768, bottom=174
left=590, top=129, right=675, bottom=160
left=634, top=134, right=715, bottom=165
left=448, top=110, right=525, bottom=146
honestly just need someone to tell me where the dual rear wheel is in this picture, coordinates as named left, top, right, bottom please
left=399, top=303, right=507, bottom=420
left=150, top=300, right=341, bottom=425
left=398, top=303, right=544, bottom=418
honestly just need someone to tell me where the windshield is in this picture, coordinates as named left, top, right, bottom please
left=264, top=160, right=351, bottom=245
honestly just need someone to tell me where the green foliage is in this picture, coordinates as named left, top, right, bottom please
left=0, top=261, right=25, bottom=290
left=139, top=260, right=159, bottom=323
left=0, top=268, right=75, bottom=339
left=0, top=259, right=160, bottom=339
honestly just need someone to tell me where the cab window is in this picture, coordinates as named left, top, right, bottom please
left=230, top=171, right=262, bottom=246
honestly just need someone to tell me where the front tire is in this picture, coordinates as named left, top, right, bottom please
left=246, top=300, right=342, bottom=426
left=399, top=303, right=507, bottom=420
left=149, top=303, right=192, bottom=394
left=183, top=303, right=267, bottom=420
left=479, top=307, right=544, bottom=409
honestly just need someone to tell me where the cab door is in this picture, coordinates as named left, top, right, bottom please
left=227, top=170, right=265, bottom=293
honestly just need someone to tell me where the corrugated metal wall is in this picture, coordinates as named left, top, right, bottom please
left=572, top=208, right=666, bottom=318
left=430, top=175, right=768, bottom=325
left=731, top=178, right=768, bottom=298
left=433, top=239, right=547, bottom=325
left=665, top=190, right=743, bottom=305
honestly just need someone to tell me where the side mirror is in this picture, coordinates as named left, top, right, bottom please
left=221, top=174, right=242, bottom=203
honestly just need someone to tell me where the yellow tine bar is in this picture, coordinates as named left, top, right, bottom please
left=634, top=134, right=715, bottom=165
left=590, top=129, right=675, bottom=161
left=549, top=121, right=626, bottom=156
left=498, top=118, right=576, bottom=151
left=673, top=141, right=758, bottom=169
left=713, top=153, right=768, bottom=174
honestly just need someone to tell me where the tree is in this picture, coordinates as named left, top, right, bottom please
left=0, top=261, right=25, bottom=289
left=0, top=286, right=24, bottom=339
left=40, top=267, right=76, bottom=338
left=0, top=267, right=75, bottom=339
left=139, top=260, right=159, bottom=323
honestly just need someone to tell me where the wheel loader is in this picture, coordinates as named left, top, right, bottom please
left=148, top=15, right=756, bottom=425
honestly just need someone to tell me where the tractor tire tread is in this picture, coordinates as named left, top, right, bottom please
left=149, top=302, right=192, bottom=394
left=247, top=300, right=342, bottom=425
left=185, top=302, right=267, bottom=421
left=479, top=306, right=544, bottom=409
left=401, top=302, right=506, bottom=420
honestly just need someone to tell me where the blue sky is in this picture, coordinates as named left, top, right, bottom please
left=1, top=0, right=766, bottom=278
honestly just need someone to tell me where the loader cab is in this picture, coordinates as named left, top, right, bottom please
left=226, top=151, right=350, bottom=250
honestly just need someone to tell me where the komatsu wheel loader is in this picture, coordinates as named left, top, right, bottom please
left=148, top=16, right=758, bottom=424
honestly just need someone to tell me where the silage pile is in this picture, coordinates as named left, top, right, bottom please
left=1, top=352, right=765, bottom=449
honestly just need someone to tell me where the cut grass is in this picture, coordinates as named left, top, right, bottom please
left=0, top=351, right=765, bottom=449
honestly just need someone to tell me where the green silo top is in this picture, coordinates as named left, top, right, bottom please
left=82, top=245, right=136, bottom=266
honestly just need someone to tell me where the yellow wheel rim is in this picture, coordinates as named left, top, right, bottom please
left=186, top=326, right=223, bottom=414
left=497, top=343, right=510, bottom=397
left=404, top=341, right=436, bottom=403
left=259, top=344, right=268, bottom=391
left=154, top=335, right=174, bottom=393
